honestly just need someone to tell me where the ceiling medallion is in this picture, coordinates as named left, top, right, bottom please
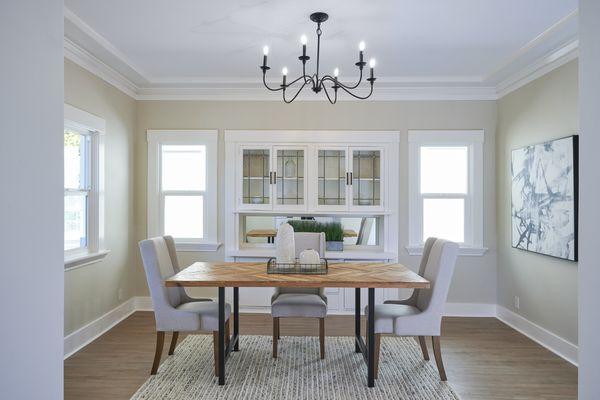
left=260, top=12, right=376, bottom=104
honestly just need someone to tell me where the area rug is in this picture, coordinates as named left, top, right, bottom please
left=131, top=335, right=460, bottom=400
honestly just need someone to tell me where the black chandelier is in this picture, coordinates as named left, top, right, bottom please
left=260, top=12, right=376, bottom=104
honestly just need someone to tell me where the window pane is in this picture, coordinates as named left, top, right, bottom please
left=423, top=198, right=464, bottom=242
left=164, top=195, right=204, bottom=239
left=161, top=145, right=206, bottom=191
left=420, top=146, right=468, bottom=194
left=64, top=130, right=86, bottom=189
left=65, top=194, right=87, bottom=250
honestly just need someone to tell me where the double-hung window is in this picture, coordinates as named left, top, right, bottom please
left=147, top=130, right=219, bottom=251
left=408, top=130, right=486, bottom=256
left=64, top=104, right=107, bottom=269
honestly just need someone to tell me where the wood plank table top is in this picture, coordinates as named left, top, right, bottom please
left=165, top=261, right=430, bottom=289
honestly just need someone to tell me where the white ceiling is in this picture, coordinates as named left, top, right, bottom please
left=63, top=0, right=579, bottom=99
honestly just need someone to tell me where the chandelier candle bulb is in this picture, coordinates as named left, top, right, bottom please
left=369, top=58, right=376, bottom=80
left=282, top=67, right=288, bottom=87
left=359, top=41, right=365, bottom=64
left=262, top=46, right=269, bottom=69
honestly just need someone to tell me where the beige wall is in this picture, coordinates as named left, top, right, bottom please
left=64, top=60, right=137, bottom=336
left=496, top=60, right=579, bottom=344
left=134, top=100, right=498, bottom=304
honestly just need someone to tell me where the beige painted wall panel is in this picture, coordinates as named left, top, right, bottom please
left=135, top=100, right=498, bottom=304
left=497, top=60, right=579, bottom=344
left=64, top=59, right=137, bottom=336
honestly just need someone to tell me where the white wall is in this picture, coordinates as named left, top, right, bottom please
left=64, top=59, right=138, bottom=337
left=578, top=0, right=600, bottom=398
left=0, top=1, right=64, bottom=399
left=496, top=61, right=579, bottom=345
left=135, top=100, right=498, bottom=305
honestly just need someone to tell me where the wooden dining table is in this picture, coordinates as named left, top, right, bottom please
left=165, top=261, right=429, bottom=387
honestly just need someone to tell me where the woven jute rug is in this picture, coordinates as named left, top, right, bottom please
left=131, top=335, right=460, bottom=400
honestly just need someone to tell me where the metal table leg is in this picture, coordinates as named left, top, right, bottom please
left=355, top=288, right=361, bottom=353
left=367, top=288, right=375, bottom=387
left=218, top=286, right=225, bottom=385
left=233, top=287, right=239, bottom=351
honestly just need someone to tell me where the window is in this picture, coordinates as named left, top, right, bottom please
left=408, top=130, right=486, bottom=256
left=64, top=104, right=107, bottom=269
left=147, top=130, right=219, bottom=251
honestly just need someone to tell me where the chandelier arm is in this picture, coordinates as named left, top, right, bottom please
left=320, top=69, right=363, bottom=90
left=338, top=82, right=374, bottom=100
left=322, top=84, right=337, bottom=104
left=283, top=81, right=308, bottom=103
left=262, top=73, right=284, bottom=92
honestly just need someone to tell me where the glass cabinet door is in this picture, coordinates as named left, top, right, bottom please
left=240, top=147, right=272, bottom=209
left=350, top=148, right=383, bottom=209
left=315, top=148, right=349, bottom=210
left=274, top=146, right=306, bottom=210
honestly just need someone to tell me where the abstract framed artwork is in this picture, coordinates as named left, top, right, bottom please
left=511, top=135, right=579, bottom=261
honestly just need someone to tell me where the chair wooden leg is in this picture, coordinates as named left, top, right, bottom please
left=168, top=332, right=179, bottom=355
left=213, top=331, right=219, bottom=376
left=432, top=336, right=447, bottom=381
left=319, top=318, right=325, bottom=359
left=272, top=317, right=279, bottom=359
left=277, top=317, right=281, bottom=339
left=374, top=333, right=381, bottom=379
left=417, top=336, right=430, bottom=361
left=150, top=331, right=165, bottom=375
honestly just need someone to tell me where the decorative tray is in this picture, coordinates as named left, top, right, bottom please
left=266, top=258, right=328, bottom=275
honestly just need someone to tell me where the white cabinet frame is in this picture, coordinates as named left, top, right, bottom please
left=224, top=130, right=400, bottom=260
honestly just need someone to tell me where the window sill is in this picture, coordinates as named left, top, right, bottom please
left=405, top=245, right=488, bottom=257
left=64, top=250, right=110, bottom=271
left=228, top=248, right=397, bottom=260
left=175, top=241, right=222, bottom=252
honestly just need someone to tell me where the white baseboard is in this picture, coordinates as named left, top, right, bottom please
left=64, top=297, right=137, bottom=359
left=496, top=306, right=578, bottom=366
left=64, top=296, right=578, bottom=367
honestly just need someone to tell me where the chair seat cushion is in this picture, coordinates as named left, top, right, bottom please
left=364, top=304, right=421, bottom=334
left=176, top=301, right=231, bottom=332
left=271, top=293, right=327, bottom=318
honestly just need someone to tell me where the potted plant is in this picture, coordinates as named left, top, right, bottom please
left=287, top=220, right=344, bottom=252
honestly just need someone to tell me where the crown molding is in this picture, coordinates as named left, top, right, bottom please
left=495, top=39, right=579, bottom=98
left=64, top=38, right=138, bottom=99
left=63, top=6, right=579, bottom=102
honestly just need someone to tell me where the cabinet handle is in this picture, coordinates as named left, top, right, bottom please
left=273, top=171, right=277, bottom=185
left=269, top=171, right=273, bottom=185
left=349, top=172, right=353, bottom=185
left=346, top=172, right=350, bottom=185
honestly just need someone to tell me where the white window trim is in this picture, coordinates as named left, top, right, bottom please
left=64, top=104, right=109, bottom=270
left=407, top=130, right=487, bottom=257
left=147, top=130, right=220, bottom=252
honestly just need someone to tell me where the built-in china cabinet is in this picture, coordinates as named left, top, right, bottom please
left=224, top=130, right=400, bottom=313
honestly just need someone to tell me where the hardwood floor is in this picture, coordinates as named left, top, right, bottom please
left=64, top=312, right=577, bottom=400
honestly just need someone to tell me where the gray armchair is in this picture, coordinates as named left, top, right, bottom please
left=271, top=232, right=327, bottom=359
left=164, top=235, right=212, bottom=304
left=366, top=239, right=458, bottom=381
left=383, top=236, right=437, bottom=360
left=139, top=236, right=231, bottom=376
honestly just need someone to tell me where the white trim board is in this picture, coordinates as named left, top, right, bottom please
left=496, top=306, right=578, bottom=366
left=64, top=297, right=578, bottom=367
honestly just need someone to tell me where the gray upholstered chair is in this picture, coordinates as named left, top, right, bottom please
left=383, top=236, right=437, bottom=359
left=366, top=239, right=458, bottom=380
left=164, top=235, right=212, bottom=304
left=139, top=236, right=231, bottom=375
left=271, top=232, right=327, bottom=359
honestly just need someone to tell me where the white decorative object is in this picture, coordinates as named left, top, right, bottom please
left=276, top=223, right=295, bottom=265
left=299, top=249, right=320, bottom=268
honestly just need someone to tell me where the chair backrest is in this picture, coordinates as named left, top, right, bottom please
left=294, top=232, right=326, bottom=257
left=416, top=239, right=459, bottom=314
left=278, top=232, right=326, bottom=297
left=139, top=237, right=184, bottom=324
left=419, top=237, right=437, bottom=276
left=163, top=235, right=181, bottom=272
